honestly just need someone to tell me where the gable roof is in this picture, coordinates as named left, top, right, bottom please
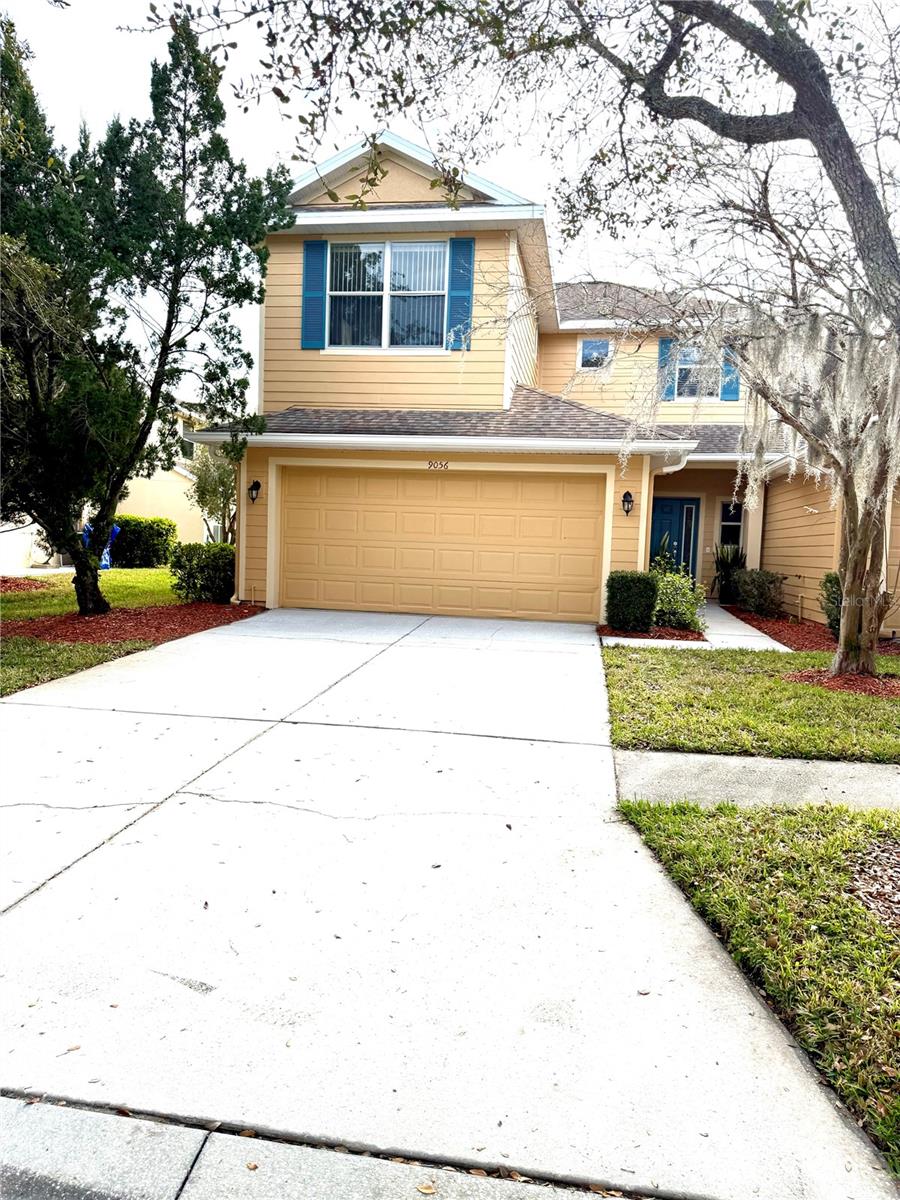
left=290, top=130, right=535, bottom=208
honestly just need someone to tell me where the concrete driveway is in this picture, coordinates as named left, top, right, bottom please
left=1, top=610, right=893, bottom=1200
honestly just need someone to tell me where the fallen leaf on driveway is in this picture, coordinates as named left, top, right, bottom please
left=246, top=1162, right=258, bottom=1171
left=416, top=1185, right=437, bottom=1195
left=637, top=990, right=650, bottom=996
left=239, top=1129, right=256, bottom=1137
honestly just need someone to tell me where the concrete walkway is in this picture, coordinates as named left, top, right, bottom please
left=617, top=749, right=900, bottom=808
left=0, top=610, right=893, bottom=1200
left=603, top=601, right=791, bottom=651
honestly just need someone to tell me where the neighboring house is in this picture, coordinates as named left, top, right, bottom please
left=191, top=130, right=899, bottom=634
left=116, top=417, right=207, bottom=545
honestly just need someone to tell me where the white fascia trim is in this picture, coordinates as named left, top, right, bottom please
left=283, top=204, right=545, bottom=231
left=290, top=130, right=534, bottom=207
left=686, top=453, right=782, bottom=464
left=190, top=431, right=693, bottom=455
left=559, top=319, right=630, bottom=332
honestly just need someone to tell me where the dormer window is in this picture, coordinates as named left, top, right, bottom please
left=328, top=241, right=447, bottom=348
left=579, top=338, right=611, bottom=369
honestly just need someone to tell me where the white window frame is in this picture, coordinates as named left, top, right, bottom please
left=718, top=498, right=744, bottom=548
left=323, top=239, right=450, bottom=355
left=577, top=335, right=614, bottom=371
left=674, top=344, right=724, bottom=401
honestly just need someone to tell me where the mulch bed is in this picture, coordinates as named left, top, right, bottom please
left=723, top=605, right=900, bottom=655
left=782, top=668, right=900, bottom=697
left=0, top=576, right=52, bottom=593
left=847, top=838, right=900, bottom=932
left=597, top=624, right=706, bottom=641
left=1, top=602, right=263, bottom=645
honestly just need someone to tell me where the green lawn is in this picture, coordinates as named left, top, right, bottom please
left=0, top=567, right=177, bottom=620
left=603, top=646, right=900, bottom=763
left=1, top=636, right=151, bottom=696
left=622, top=801, right=900, bottom=1173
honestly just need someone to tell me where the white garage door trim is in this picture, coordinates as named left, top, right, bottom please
left=264, top=456, right=617, bottom=620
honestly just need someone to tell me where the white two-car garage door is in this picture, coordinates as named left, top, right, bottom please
left=279, top=466, right=604, bottom=622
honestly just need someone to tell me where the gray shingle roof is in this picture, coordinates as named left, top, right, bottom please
left=659, top=424, right=745, bottom=454
left=256, top=386, right=685, bottom=442
left=556, top=281, right=681, bottom=325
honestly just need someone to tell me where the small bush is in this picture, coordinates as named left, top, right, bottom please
left=653, top=571, right=707, bottom=631
left=712, top=543, right=747, bottom=604
left=606, top=571, right=658, bottom=632
left=170, top=542, right=235, bottom=603
left=820, top=572, right=842, bottom=639
left=734, top=568, right=785, bottom=617
left=114, top=515, right=177, bottom=567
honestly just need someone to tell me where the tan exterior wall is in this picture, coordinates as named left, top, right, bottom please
left=505, top=236, right=538, bottom=401
left=237, top=447, right=651, bottom=613
left=884, top=488, right=900, bottom=638
left=652, top=468, right=744, bottom=592
left=117, top=468, right=205, bottom=544
left=262, top=231, right=510, bottom=412
left=760, top=472, right=838, bottom=623
left=537, top=333, right=747, bottom=425
left=305, top=159, right=476, bottom=206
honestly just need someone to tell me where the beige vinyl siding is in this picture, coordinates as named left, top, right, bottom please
left=304, top=159, right=476, bottom=206
left=504, top=236, right=538, bottom=402
left=117, top=468, right=205, bottom=543
left=262, top=232, right=510, bottom=412
left=653, top=468, right=744, bottom=591
left=885, top=488, right=900, bottom=637
left=761, top=473, right=838, bottom=623
left=537, top=333, right=747, bottom=425
left=609, top=457, right=647, bottom=574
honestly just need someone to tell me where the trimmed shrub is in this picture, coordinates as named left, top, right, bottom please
left=113, top=515, right=177, bottom=567
left=170, top=542, right=235, bottom=603
left=734, top=568, right=786, bottom=617
left=820, top=572, right=842, bottom=639
left=606, top=571, right=658, bottom=632
left=653, top=571, right=707, bottom=632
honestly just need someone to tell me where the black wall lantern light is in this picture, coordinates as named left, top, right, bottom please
left=621, top=490, right=634, bottom=516
left=247, top=479, right=262, bottom=504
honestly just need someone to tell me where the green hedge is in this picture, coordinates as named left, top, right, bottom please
left=734, top=568, right=786, bottom=617
left=820, top=572, right=842, bottom=639
left=605, top=571, right=658, bottom=632
left=170, top=543, right=235, bottom=603
left=114, top=515, right=177, bottom=567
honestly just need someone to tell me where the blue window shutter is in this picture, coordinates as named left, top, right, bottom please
left=720, top=345, right=740, bottom=401
left=658, top=337, right=676, bottom=400
left=446, top=237, right=475, bottom=350
left=301, top=241, right=327, bottom=349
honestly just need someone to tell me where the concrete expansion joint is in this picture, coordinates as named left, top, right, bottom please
left=0, top=1090, right=695, bottom=1200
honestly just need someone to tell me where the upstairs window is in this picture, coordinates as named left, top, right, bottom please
left=675, top=345, right=723, bottom=399
left=327, top=241, right=447, bottom=348
left=720, top=501, right=743, bottom=546
left=580, top=338, right=611, bottom=369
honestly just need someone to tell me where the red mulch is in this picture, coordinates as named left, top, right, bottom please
left=597, top=624, right=706, bottom=642
left=783, top=668, right=900, bottom=697
left=2, top=602, right=263, bottom=646
left=722, top=605, right=900, bottom=655
left=0, top=576, right=52, bottom=593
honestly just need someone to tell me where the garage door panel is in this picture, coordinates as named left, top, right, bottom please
left=280, top=467, right=603, bottom=621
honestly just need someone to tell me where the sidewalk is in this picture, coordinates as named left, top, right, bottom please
left=603, top=602, right=790, bottom=651
left=616, top=748, right=900, bottom=808
left=0, top=1098, right=585, bottom=1200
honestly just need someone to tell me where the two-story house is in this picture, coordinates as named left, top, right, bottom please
left=193, top=131, right=899, bottom=633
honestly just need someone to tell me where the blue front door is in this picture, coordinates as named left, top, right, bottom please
left=650, top=498, right=700, bottom=577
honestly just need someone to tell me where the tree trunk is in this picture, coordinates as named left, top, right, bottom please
left=69, top=543, right=110, bottom=616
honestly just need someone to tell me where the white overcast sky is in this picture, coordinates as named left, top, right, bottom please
left=6, top=0, right=647, bottom=398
